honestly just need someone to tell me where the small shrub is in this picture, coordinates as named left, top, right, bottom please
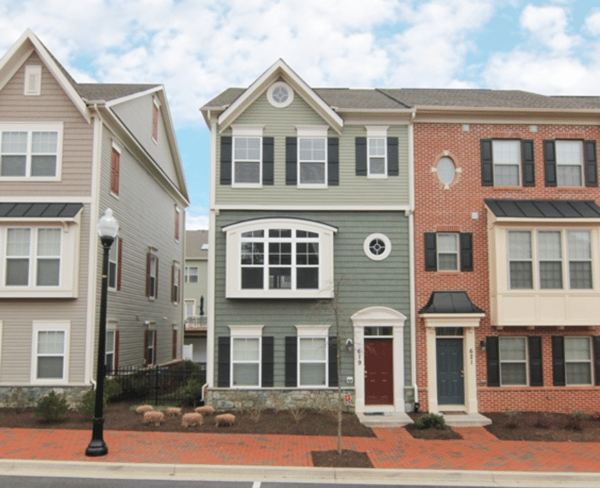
left=534, top=412, right=551, bottom=429
left=33, top=391, right=69, bottom=422
left=182, top=378, right=204, bottom=407
left=77, top=389, right=107, bottom=421
left=414, top=413, right=447, bottom=430
left=136, top=405, right=154, bottom=414
left=103, top=379, right=122, bottom=401
left=215, top=413, right=236, bottom=427
left=248, top=406, right=262, bottom=423
left=567, top=410, right=588, bottom=431
left=289, top=404, right=307, bottom=424
left=2, top=388, right=32, bottom=413
left=505, top=410, right=522, bottom=429
left=143, top=410, right=164, bottom=426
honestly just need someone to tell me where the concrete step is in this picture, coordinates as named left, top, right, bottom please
left=356, top=411, right=413, bottom=427
left=441, top=412, right=492, bottom=427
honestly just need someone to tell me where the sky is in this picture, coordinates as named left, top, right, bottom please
left=1, top=0, right=599, bottom=229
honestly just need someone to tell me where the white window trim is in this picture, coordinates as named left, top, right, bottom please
left=224, top=218, right=336, bottom=299
left=437, top=233, right=460, bottom=272
left=24, top=65, right=42, bottom=96
left=296, top=126, right=328, bottom=188
left=0, top=221, right=79, bottom=298
left=492, top=139, right=521, bottom=187
left=296, top=325, right=330, bottom=388
left=185, top=266, right=199, bottom=283
left=364, top=233, right=392, bottom=261
left=267, top=81, right=294, bottom=108
left=556, top=140, right=584, bottom=187
left=231, top=125, right=264, bottom=188
left=229, top=325, right=263, bottom=388
left=565, top=336, right=593, bottom=386
left=366, top=126, right=388, bottom=179
left=174, top=206, right=181, bottom=241
left=507, top=228, right=595, bottom=291
left=499, top=337, right=528, bottom=386
left=31, top=320, right=70, bottom=384
left=0, top=122, right=63, bottom=181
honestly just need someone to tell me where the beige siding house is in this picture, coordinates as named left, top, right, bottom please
left=0, top=30, right=189, bottom=403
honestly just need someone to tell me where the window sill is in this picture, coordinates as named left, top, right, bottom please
left=227, top=289, right=333, bottom=299
left=0, top=289, right=76, bottom=298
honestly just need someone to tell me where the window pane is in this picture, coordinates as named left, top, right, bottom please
left=565, top=337, right=591, bottom=361
left=556, top=140, right=583, bottom=164
left=569, top=262, right=592, bottom=289
left=2, top=131, right=27, bottom=153
left=437, top=157, right=455, bottom=184
left=233, top=364, right=259, bottom=386
left=31, top=132, right=57, bottom=153
left=241, top=242, right=263, bottom=265
left=494, top=165, right=519, bottom=186
left=300, top=364, right=326, bottom=386
left=38, top=229, right=61, bottom=256
left=299, top=162, right=325, bottom=184
left=566, top=363, right=592, bottom=385
left=510, top=261, right=533, bottom=289
left=508, top=231, right=531, bottom=260
left=539, top=262, right=562, bottom=289
left=232, top=338, right=259, bottom=361
left=500, top=363, right=527, bottom=385
left=269, top=229, right=292, bottom=238
left=437, top=234, right=458, bottom=252
left=297, top=268, right=318, bottom=289
left=241, top=268, right=263, bottom=289
left=6, top=259, right=29, bottom=285
left=369, top=157, right=385, bottom=175
left=38, top=331, right=65, bottom=354
left=37, top=259, right=59, bottom=286
left=438, top=254, right=458, bottom=271
left=299, top=138, right=325, bottom=161
left=300, top=338, right=326, bottom=360
left=234, top=161, right=260, bottom=184
left=369, top=138, right=385, bottom=156
left=568, top=231, right=591, bottom=260
left=7, top=228, right=30, bottom=256
left=538, top=231, right=561, bottom=260
left=234, top=137, right=260, bottom=160
left=269, top=242, right=291, bottom=265
left=269, top=267, right=291, bottom=289
left=37, top=357, right=63, bottom=379
left=296, top=242, right=318, bottom=265
left=1, top=156, right=26, bottom=176
left=499, top=337, right=526, bottom=360
left=492, top=140, right=520, bottom=164
left=557, top=166, right=582, bottom=186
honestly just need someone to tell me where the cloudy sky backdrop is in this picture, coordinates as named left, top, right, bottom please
left=1, top=0, right=599, bottom=228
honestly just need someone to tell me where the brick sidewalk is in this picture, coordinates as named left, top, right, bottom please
left=1, top=426, right=599, bottom=472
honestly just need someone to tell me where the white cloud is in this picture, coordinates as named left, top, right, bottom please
left=519, top=5, right=581, bottom=53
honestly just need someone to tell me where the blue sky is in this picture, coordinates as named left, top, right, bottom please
left=1, top=0, right=600, bottom=228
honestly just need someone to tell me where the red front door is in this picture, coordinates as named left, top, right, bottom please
left=364, top=338, right=394, bottom=405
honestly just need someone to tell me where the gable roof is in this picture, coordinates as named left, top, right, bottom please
left=186, top=230, right=209, bottom=260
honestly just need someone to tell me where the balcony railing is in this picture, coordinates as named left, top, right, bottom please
left=185, top=315, right=207, bottom=329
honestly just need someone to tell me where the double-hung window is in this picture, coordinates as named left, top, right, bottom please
left=6, top=227, right=61, bottom=287
left=225, top=218, right=335, bottom=299
left=31, top=321, right=69, bottom=383
left=146, top=250, right=158, bottom=299
left=232, top=125, right=263, bottom=187
left=492, top=140, right=521, bottom=186
left=367, top=126, right=388, bottom=177
left=499, top=337, right=527, bottom=385
left=436, top=233, right=459, bottom=271
left=184, top=266, right=198, bottom=283
left=565, top=337, right=593, bottom=385
left=297, top=126, right=328, bottom=187
left=108, top=238, right=121, bottom=291
left=229, top=326, right=262, bottom=388
left=508, top=229, right=592, bottom=290
left=424, top=232, right=473, bottom=272
left=556, top=140, right=583, bottom=187
left=0, top=123, right=62, bottom=179
left=171, top=262, right=180, bottom=303
left=106, top=329, right=116, bottom=373
left=297, top=325, right=329, bottom=387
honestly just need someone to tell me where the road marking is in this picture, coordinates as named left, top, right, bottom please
left=252, top=482, right=261, bottom=488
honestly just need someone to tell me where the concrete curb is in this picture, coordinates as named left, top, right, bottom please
left=0, top=460, right=599, bottom=487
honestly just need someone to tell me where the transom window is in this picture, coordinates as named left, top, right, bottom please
left=492, top=140, right=521, bottom=186
left=0, top=125, right=62, bottom=178
left=565, top=337, right=592, bottom=385
left=556, top=140, right=583, bottom=187
left=298, top=137, right=326, bottom=186
left=508, top=229, right=592, bottom=290
left=499, top=337, right=527, bottom=386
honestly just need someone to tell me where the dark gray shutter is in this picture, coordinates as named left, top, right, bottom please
left=424, top=233, right=437, bottom=271
left=543, top=140, right=557, bottom=187
left=460, top=233, right=473, bottom=272
left=285, top=336, right=297, bottom=386
left=486, top=336, right=500, bottom=387
left=480, top=139, right=493, bottom=186
left=584, top=140, right=598, bottom=187
left=552, top=336, right=565, bottom=386
left=521, top=140, right=535, bottom=187
left=594, top=336, right=600, bottom=386
left=355, top=137, right=367, bottom=176
left=328, top=337, right=338, bottom=387
left=261, top=336, right=274, bottom=387
left=387, top=137, right=399, bottom=176
left=220, top=136, right=232, bottom=185
left=285, top=137, right=297, bottom=185
left=262, top=137, right=274, bottom=185
left=328, top=138, right=339, bottom=186
left=217, top=336, right=231, bottom=387
left=528, top=336, right=543, bottom=387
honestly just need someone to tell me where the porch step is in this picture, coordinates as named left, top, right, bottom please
left=356, top=411, right=413, bottom=428
left=441, top=412, right=492, bottom=427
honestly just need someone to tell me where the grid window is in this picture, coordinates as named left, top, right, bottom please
left=6, top=228, right=61, bottom=287
left=508, top=231, right=533, bottom=289
left=492, top=140, right=520, bottom=186
left=437, top=233, right=459, bottom=271
left=298, top=337, right=327, bottom=386
left=184, top=266, right=198, bottom=283
left=1, top=130, right=58, bottom=177
left=368, top=137, right=386, bottom=176
left=147, top=254, right=158, bottom=298
left=556, top=140, right=583, bottom=187
left=565, top=337, right=592, bottom=385
left=568, top=231, right=592, bottom=289
left=298, top=137, right=326, bottom=185
left=499, top=337, right=527, bottom=385
left=538, top=231, right=562, bottom=289
left=233, top=137, right=261, bottom=185
left=231, top=337, right=260, bottom=387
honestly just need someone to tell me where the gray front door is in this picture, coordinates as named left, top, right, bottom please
left=436, top=338, right=464, bottom=405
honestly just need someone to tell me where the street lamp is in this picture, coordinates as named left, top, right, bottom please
left=86, top=208, right=119, bottom=457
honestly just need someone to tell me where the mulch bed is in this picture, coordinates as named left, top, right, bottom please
left=311, top=450, right=373, bottom=468
left=484, top=412, right=600, bottom=442
left=0, top=402, right=376, bottom=437
left=405, top=423, right=462, bottom=440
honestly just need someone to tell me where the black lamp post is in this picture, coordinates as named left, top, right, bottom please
left=86, top=208, right=119, bottom=457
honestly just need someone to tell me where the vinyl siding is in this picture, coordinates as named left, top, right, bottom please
left=215, top=92, right=410, bottom=206
left=213, top=210, right=412, bottom=387
left=0, top=52, right=94, bottom=197
left=97, top=127, right=184, bottom=367
left=184, top=258, right=208, bottom=310
left=111, top=95, right=178, bottom=183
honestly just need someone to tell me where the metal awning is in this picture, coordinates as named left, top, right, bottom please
left=0, top=203, right=83, bottom=218
left=485, top=199, right=600, bottom=219
left=419, top=291, right=485, bottom=315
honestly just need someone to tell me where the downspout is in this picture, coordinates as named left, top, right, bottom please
left=409, top=110, right=419, bottom=410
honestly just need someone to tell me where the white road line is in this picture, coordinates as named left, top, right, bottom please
left=252, top=482, right=261, bottom=488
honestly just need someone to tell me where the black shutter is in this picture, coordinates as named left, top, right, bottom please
left=328, top=138, right=339, bottom=186
left=593, top=336, right=600, bottom=386
left=220, top=137, right=232, bottom=185
left=285, top=336, right=298, bottom=386
left=217, top=336, right=231, bottom=387
left=543, top=140, right=557, bottom=187
left=521, top=140, right=535, bottom=187
left=460, top=233, right=473, bottom=272
left=529, top=336, right=543, bottom=387
left=328, top=337, right=338, bottom=387
left=584, top=140, right=598, bottom=187
left=486, top=336, right=500, bottom=387
left=261, top=336, right=274, bottom=387
left=481, top=139, right=493, bottom=186
left=387, top=137, right=399, bottom=176
left=424, top=233, right=437, bottom=271
left=285, top=137, right=297, bottom=185
left=355, top=137, right=367, bottom=176
left=552, top=336, right=565, bottom=386
left=262, top=137, right=274, bottom=185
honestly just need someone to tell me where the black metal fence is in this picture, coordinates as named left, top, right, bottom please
left=108, top=361, right=206, bottom=406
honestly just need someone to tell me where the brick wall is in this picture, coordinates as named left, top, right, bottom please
left=414, top=122, right=600, bottom=414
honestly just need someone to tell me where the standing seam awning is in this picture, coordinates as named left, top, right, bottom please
left=0, top=203, right=83, bottom=218
left=419, top=291, right=485, bottom=315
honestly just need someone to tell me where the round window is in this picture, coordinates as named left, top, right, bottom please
left=437, top=156, right=456, bottom=185
left=364, top=233, right=392, bottom=261
left=267, top=81, right=294, bottom=108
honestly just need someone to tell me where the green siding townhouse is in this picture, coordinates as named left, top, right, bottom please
left=201, top=60, right=415, bottom=420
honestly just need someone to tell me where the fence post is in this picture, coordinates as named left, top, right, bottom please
left=154, top=367, right=159, bottom=406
